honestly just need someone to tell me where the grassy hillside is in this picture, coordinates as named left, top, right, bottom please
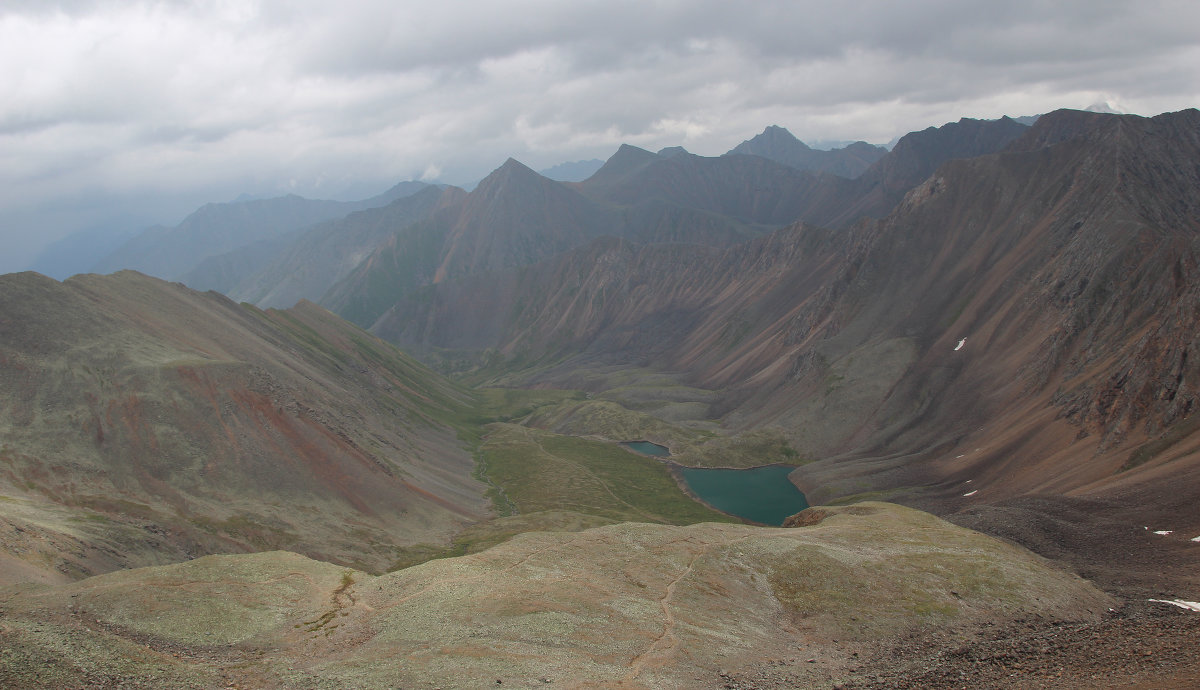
left=0, top=271, right=490, bottom=583
left=0, top=503, right=1112, bottom=689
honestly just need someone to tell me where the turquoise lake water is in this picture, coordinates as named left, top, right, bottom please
left=619, top=441, right=671, bottom=457
left=679, top=465, right=809, bottom=526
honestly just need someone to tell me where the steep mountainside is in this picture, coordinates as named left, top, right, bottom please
left=209, top=118, right=1022, bottom=333
left=0, top=271, right=488, bottom=584
left=579, top=145, right=865, bottom=228
left=372, top=225, right=843, bottom=361
left=431, top=159, right=615, bottom=283
left=372, top=109, right=1200, bottom=517
left=727, top=124, right=887, bottom=178
left=91, top=181, right=430, bottom=281
left=212, top=185, right=462, bottom=308
left=825, top=115, right=1030, bottom=226
left=320, top=156, right=790, bottom=330
left=321, top=160, right=618, bottom=328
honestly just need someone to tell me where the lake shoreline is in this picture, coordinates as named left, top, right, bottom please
left=618, top=439, right=808, bottom=526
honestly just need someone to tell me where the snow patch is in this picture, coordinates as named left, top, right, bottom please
left=954, top=338, right=967, bottom=351
left=1192, top=535, right=1200, bottom=542
left=1154, top=530, right=1174, bottom=536
left=1148, top=599, right=1200, bottom=613
left=962, top=490, right=978, bottom=497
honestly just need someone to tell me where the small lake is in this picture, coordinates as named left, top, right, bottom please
left=620, top=441, right=671, bottom=458
left=680, top=465, right=809, bottom=526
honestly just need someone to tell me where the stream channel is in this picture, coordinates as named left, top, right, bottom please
left=620, top=441, right=809, bottom=526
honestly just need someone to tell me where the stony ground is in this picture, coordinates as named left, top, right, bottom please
left=719, top=488, right=1200, bottom=690
left=714, top=601, right=1200, bottom=690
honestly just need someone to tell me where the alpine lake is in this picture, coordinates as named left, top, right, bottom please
left=620, top=441, right=809, bottom=526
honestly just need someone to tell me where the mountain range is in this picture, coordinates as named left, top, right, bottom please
left=3, top=111, right=1199, bottom=687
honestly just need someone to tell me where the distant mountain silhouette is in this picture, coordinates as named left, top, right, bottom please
left=190, top=185, right=458, bottom=305
left=727, top=125, right=886, bottom=178
left=538, top=158, right=605, bottom=181
left=91, top=181, right=431, bottom=281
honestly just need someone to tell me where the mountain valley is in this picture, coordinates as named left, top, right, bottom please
left=3, top=110, right=1200, bottom=688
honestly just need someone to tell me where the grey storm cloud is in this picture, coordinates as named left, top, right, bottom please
left=1, top=0, right=1198, bottom=273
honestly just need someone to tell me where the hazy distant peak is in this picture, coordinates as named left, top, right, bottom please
left=656, top=145, right=690, bottom=158
left=727, top=125, right=884, bottom=178
left=538, top=158, right=604, bottom=182
left=584, top=144, right=662, bottom=184
left=1002, top=108, right=1121, bottom=152
left=373, top=179, right=432, bottom=203
left=470, top=157, right=553, bottom=198
left=747, top=124, right=813, bottom=151
left=612, top=143, right=657, bottom=159
left=500, top=156, right=534, bottom=171
left=1085, top=101, right=1122, bottom=114
left=484, top=157, right=540, bottom=180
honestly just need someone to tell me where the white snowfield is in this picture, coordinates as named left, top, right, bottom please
left=1154, top=530, right=1174, bottom=536
left=1149, top=599, right=1200, bottom=613
left=954, top=337, right=967, bottom=351
left=962, top=490, right=978, bottom=497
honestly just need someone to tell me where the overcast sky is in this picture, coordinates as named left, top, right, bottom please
left=2, top=0, right=1198, bottom=274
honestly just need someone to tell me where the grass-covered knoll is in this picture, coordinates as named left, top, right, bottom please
left=0, top=504, right=1113, bottom=690
left=669, top=428, right=805, bottom=468
left=387, top=510, right=617, bottom=571
left=765, top=504, right=1111, bottom=640
left=474, top=387, right=587, bottom=423
left=526, top=398, right=705, bottom=447
left=477, top=424, right=736, bottom=524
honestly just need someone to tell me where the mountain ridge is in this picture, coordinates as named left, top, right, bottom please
left=89, top=181, right=432, bottom=282
left=365, top=108, right=1200, bottom=516
left=0, top=270, right=488, bottom=583
left=727, top=124, right=887, bottom=178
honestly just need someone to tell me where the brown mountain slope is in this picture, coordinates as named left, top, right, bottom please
left=580, top=145, right=865, bottom=228
left=370, top=109, right=1200, bottom=518
left=0, top=271, right=488, bottom=584
left=324, top=120, right=1026, bottom=338
left=372, top=224, right=845, bottom=365
left=782, top=108, right=1200, bottom=504
left=322, top=156, right=783, bottom=330
left=322, top=159, right=619, bottom=328
left=816, top=115, right=1031, bottom=228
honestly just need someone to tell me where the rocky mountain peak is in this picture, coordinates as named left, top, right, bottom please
left=583, top=144, right=662, bottom=186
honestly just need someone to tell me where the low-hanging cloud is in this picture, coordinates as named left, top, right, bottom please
left=1, top=0, right=1197, bottom=273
